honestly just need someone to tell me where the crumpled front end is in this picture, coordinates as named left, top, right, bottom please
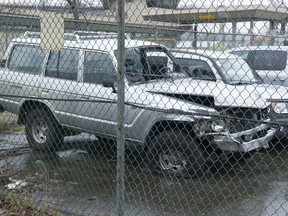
left=211, top=121, right=276, bottom=152
left=205, top=107, right=277, bottom=152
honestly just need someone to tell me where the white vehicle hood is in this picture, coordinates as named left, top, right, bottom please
left=142, top=78, right=288, bottom=109
left=257, top=70, right=288, bottom=86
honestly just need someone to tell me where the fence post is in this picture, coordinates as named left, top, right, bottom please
left=116, top=0, right=125, bottom=215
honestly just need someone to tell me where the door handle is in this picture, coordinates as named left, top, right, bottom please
left=81, top=96, right=90, bottom=100
left=41, top=89, right=49, bottom=93
left=11, top=84, right=22, bottom=89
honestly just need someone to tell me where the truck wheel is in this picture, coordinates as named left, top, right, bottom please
left=25, top=108, right=63, bottom=151
left=146, top=130, right=206, bottom=178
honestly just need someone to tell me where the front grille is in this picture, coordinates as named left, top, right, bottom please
left=220, top=107, right=268, bottom=133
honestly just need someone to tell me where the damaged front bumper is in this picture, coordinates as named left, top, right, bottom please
left=208, top=123, right=276, bottom=153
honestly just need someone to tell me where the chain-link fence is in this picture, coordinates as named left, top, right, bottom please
left=0, top=0, right=287, bottom=215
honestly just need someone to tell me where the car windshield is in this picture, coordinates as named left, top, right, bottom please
left=215, top=58, right=262, bottom=84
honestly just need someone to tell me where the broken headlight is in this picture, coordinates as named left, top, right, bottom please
left=272, top=102, right=288, bottom=114
left=211, top=119, right=226, bottom=132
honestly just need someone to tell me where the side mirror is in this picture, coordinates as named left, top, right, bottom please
left=103, top=80, right=117, bottom=93
left=0, top=59, right=6, bottom=67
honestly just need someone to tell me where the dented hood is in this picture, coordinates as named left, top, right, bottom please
left=127, top=82, right=218, bottom=115
left=143, top=78, right=288, bottom=109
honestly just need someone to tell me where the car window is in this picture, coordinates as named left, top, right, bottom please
left=116, top=48, right=179, bottom=84
left=246, top=50, right=287, bottom=70
left=46, top=49, right=79, bottom=81
left=123, top=48, right=146, bottom=84
left=175, top=58, right=215, bottom=80
left=83, top=51, right=116, bottom=84
left=145, top=51, right=178, bottom=80
left=147, top=54, right=168, bottom=78
left=8, top=44, right=46, bottom=74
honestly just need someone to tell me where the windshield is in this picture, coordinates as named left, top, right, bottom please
left=215, top=58, right=262, bottom=84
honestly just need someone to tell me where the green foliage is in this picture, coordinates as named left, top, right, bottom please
left=0, top=112, right=24, bottom=133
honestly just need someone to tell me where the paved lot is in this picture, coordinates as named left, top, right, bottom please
left=0, top=131, right=287, bottom=216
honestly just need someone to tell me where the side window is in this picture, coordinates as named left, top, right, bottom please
left=124, top=48, right=145, bottom=84
left=83, top=51, right=116, bottom=84
left=8, top=44, right=46, bottom=74
left=147, top=55, right=168, bottom=76
left=46, top=49, right=79, bottom=81
left=145, top=51, right=174, bottom=80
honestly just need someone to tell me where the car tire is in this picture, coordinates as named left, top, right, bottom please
left=146, top=130, right=206, bottom=178
left=25, top=108, right=64, bottom=151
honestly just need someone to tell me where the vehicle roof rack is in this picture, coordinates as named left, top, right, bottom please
left=22, top=31, right=130, bottom=41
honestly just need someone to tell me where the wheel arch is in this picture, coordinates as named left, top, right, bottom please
left=18, top=100, right=58, bottom=125
left=145, top=122, right=206, bottom=177
left=144, top=120, right=196, bottom=148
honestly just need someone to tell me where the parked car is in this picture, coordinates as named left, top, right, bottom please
left=227, top=46, right=288, bottom=139
left=158, top=49, right=287, bottom=140
left=123, top=49, right=276, bottom=152
left=228, top=46, right=288, bottom=86
left=0, top=32, right=276, bottom=177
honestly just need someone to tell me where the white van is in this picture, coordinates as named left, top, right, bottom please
left=228, top=46, right=288, bottom=86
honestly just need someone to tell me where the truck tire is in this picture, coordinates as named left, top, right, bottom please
left=25, top=108, right=63, bottom=151
left=146, top=130, right=206, bottom=178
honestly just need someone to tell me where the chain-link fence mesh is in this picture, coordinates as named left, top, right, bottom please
left=0, top=0, right=287, bottom=215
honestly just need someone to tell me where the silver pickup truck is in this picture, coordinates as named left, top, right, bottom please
left=0, top=32, right=276, bottom=177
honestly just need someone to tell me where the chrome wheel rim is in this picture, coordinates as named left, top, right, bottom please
left=159, top=148, right=187, bottom=173
left=32, top=118, right=48, bottom=144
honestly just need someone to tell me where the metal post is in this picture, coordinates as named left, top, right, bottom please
left=269, top=20, right=276, bottom=46
left=192, top=24, right=197, bottom=49
left=249, top=21, right=254, bottom=46
left=116, top=0, right=125, bottom=215
left=232, top=21, right=237, bottom=48
left=281, top=21, right=286, bottom=34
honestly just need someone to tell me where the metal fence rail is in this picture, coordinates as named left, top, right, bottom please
left=0, top=1, right=287, bottom=216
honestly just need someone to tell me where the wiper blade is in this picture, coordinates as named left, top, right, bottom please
left=251, top=81, right=263, bottom=84
left=133, top=80, right=146, bottom=85
left=230, top=80, right=260, bottom=85
left=230, top=81, right=247, bottom=85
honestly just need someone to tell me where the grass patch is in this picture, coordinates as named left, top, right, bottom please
left=0, top=112, right=24, bottom=133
